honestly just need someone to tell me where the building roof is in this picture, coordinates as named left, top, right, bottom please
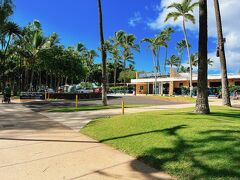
left=131, top=73, right=240, bottom=84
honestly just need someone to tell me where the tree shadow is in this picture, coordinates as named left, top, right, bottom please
left=133, top=125, right=240, bottom=179
left=99, top=125, right=187, bottom=143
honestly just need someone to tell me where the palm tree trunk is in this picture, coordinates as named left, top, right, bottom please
left=214, top=0, right=231, bottom=106
left=123, top=59, right=126, bottom=86
left=114, top=59, right=117, bottom=86
left=65, top=76, right=68, bottom=85
left=39, top=71, right=42, bottom=88
left=98, top=0, right=108, bottom=106
left=29, top=70, right=34, bottom=91
left=45, top=71, right=48, bottom=88
left=195, top=0, right=210, bottom=114
left=50, top=73, right=53, bottom=88
left=164, top=48, right=168, bottom=75
left=182, top=18, right=193, bottom=97
left=152, top=51, right=157, bottom=95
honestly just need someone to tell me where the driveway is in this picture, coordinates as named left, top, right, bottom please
left=0, top=103, right=173, bottom=180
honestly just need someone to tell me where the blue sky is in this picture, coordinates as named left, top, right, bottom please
left=12, top=0, right=240, bottom=74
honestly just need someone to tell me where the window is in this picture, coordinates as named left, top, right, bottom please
left=140, top=86, right=144, bottom=90
left=179, top=83, right=183, bottom=87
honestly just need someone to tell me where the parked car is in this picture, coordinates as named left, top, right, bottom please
left=76, top=88, right=94, bottom=94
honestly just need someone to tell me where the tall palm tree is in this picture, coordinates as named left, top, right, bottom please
left=191, top=53, right=214, bottom=67
left=20, top=21, right=47, bottom=90
left=106, top=39, right=121, bottom=86
left=142, top=37, right=158, bottom=94
left=195, top=0, right=210, bottom=114
left=161, top=27, right=174, bottom=74
left=176, top=39, right=190, bottom=65
left=214, top=0, right=231, bottom=107
left=115, top=30, right=139, bottom=88
left=166, top=55, right=180, bottom=70
left=142, top=33, right=167, bottom=94
left=0, top=0, right=21, bottom=89
left=97, top=0, right=107, bottom=106
left=165, top=0, right=198, bottom=97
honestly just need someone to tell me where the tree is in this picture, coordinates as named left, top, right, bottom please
left=195, top=0, right=210, bottom=114
left=0, top=0, right=21, bottom=90
left=214, top=0, right=231, bottom=107
left=161, top=27, right=175, bottom=74
left=115, top=30, right=139, bottom=88
left=166, top=55, right=180, bottom=70
left=178, top=65, right=189, bottom=73
left=165, top=0, right=198, bottom=97
left=106, top=37, right=122, bottom=86
left=190, top=52, right=214, bottom=67
left=97, top=0, right=107, bottom=106
left=176, top=39, right=190, bottom=65
left=142, top=32, right=167, bottom=94
left=118, top=69, right=136, bottom=83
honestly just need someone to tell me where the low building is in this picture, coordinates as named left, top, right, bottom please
left=131, top=70, right=240, bottom=96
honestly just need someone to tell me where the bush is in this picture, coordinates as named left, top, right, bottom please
left=229, top=85, right=240, bottom=93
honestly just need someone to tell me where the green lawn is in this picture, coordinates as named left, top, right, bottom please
left=48, top=104, right=155, bottom=112
left=145, top=95, right=196, bottom=103
left=81, top=106, right=240, bottom=179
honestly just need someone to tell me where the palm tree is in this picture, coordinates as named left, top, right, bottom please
left=191, top=53, right=214, bottom=67
left=142, top=33, right=167, bottom=94
left=214, top=0, right=231, bottom=107
left=166, top=55, right=180, bottom=70
left=85, top=49, right=98, bottom=82
left=0, top=0, right=21, bottom=90
left=176, top=40, right=191, bottom=65
left=178, top=65, right=189, bottom=73
left=97, top=0, right=107, bottom=106
left=106, top=39, right=121, bottom=86
left=142, top=37, right=158, bottom=94
left=115, top=30, right=139, bottom=89
left=165, top=0, right=198, bottom=97
left=161, top=27, right=174, bottom=74
left=19, top=21, right=48, bottom=90
left=195, top=0, right=210, bottom=114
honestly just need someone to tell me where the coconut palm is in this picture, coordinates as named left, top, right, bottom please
left=97, top=0, right=108, bottom=106
left=0, top=0, right=21, bottom=89
left=115, top=30, right=139, bottom=88
left=195, top=0, right=210, bottom=114
left=165, top=0, right=198, bottom=97
left=166, top=55, right=180, bottom=70
left=106, top=39, right=121, bottom=86
left=214, top=0, right=231, bottom=106
left=142, top=32, right=167, bottom=94
left=191, top=53, right=214, bottom=67
left=142, top=37, right=158, bottom=94
left=85, top=49, right=98, bottom=82
left=161, top=27, right=174, bottom=74
left=176, top=40, right=191, bottom=65
left=22, top=21, right=46, bottom=90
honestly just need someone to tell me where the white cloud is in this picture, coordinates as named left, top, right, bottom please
left=128, top=12, right=142, bottom=27
left=148, top=0, right=240, bottom=73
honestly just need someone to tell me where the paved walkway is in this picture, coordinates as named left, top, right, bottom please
left=1, top=98, right=239, bottom=179
left=40, top=98, right=240, bottom=131
left=0, top=103, right=173, bottom=180
left=41, top=103, right=196, bottom=131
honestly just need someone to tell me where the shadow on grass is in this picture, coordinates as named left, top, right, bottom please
left=134, top=125, right=240, bottom=179
left=99, top=125, right=187, bottom=143
left=98, top=123, right=240, bottom=179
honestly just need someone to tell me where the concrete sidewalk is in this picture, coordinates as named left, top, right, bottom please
left=41, top=98, right=237, bottom=131
left=41, top=103, right=197, bottom=131
left=0, top=103, right=173, bottom=180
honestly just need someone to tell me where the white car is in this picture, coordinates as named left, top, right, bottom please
left=76, top=88, right=94, bottom=94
